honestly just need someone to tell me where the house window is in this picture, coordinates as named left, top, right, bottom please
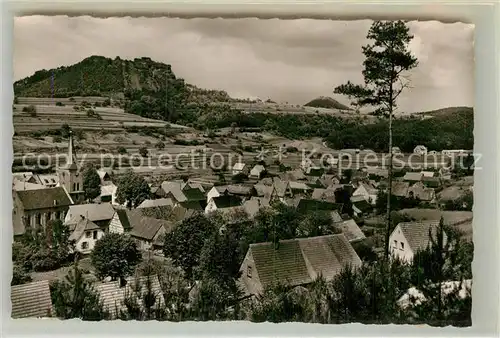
left=400, top=242, right=404, bottom=250
left=247, top=266, right=252, bottom=278
left=393, top=240, right=397, bottom=248
left=85, top=231, right=91, bottom=238
left=93, top=231, right=98, bottom=240
left=81, top=242, right=88, bottom=250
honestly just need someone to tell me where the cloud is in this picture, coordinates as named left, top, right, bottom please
left=13, top=16, right=474, bottom=112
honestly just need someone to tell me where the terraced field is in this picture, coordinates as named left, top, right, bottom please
left=13, top=97, right=188, bottom=134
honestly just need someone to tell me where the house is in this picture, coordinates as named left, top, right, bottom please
left=403, top=172, right=423, bottom=183
left=391, top=181, right=410, bottom=198
left=249, top=164, right=266, bottom=179
left=97, top=169, right=112, bottom=183
left=97, top=183, right=119, bottom=205
left=350, top=195, right=372, bottom=217
left=330, top=210, right=343, bottom=223
left=182, top=181, right=206, bottom=192
left=56, top=131, right=84, bottom=202
left=282, top=169, right=307, bottom=181
left=438, top=167, right=452, bottom=180
left=205, top=195, right=244, bottom=214
left=95, top=275, right=165, bottom=319
left=68, top=215, right=105, bottom=254
left=232, top=162, right=247, bottom=176
left=137, top=198, right=174, bottom=209
left=289, top=181, right=312, bottom=195
left=310, top=187, right=337, bottom=203
left=407, top=182, right=436, bottom=203
left=270, top=178, right=293, bottom=201
left=155, top=181, right=186, bottom=202
left=392, top=147, right=402, bottom=154
left=422, top=176, right=441, bottom=188
left=253, top=184, right=274, bottom=199
left=11, top=280, right=53, bottom=318
left=420, top=171, right=435, bottom=178
left=304, top=166, right=324, bottom=177
left=238, top=234, right=362, bottom=296
left=352, top=182, right=378, bottom=205
left=12, top=171, right=37, bottom=183
left=34, top=174, right=59, bottom=188
left=112, top=209, right=173, bottom=250
left=13, top=187, right=73, bottom=237
left=296, top=199, right=342, bottom=214
left=12, top=178, right=45, bottom=191
left=413, top=145, right=428, bottom=155
left=65, top=203, right=116, bottom=229
left=333, top=219, right=366, bottom=242
left=389, top=220, right=447, bottom=262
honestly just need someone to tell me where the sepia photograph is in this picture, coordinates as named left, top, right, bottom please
left=11, top=16, right=474, bottom=326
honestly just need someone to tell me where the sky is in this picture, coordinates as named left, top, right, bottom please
left=14, top=16, right=474, bottom=113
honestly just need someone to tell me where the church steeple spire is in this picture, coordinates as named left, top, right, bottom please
left=68, top=130, right=74, bottom=165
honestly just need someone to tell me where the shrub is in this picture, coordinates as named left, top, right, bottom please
left=69, top=97, right=75, bottom=102
left=144, top=140, right=151, bottom=145
left=139, top=146, right=148, bottom=157
left=13, top=97, right=19, bottom=104
left=22, top=105, right=36, bottom=116
left=55, top=101, right=64, bottom=106
left=117, top=146, right=127, bottom=154
left=155, top=141, right=165, bottom=150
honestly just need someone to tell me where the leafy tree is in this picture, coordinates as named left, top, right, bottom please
left=11, top=264, right=32, bottom=286
left=91, top=233, right=142, bottom=281
left=155, top=141, right=165, bottom=150
left=139, top=146, right=149, bottom=157
left=22, top=104, right=37, bottom=115
left=248, top=283, right=307, bottom=323
left=115, top=170, right=151, bottom=208
left=120, top=272, right=166, bottom=321
left=117, top=146, right=127, bottom=154
left=334, top=20, right=418, bottom=259
left=163, top=213, right=217, bottom=281
left=82, top=165, right=101, bottom=201
left=50, top=258, right=109, bottom=320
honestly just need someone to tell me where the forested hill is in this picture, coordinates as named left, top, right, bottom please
left=13, top=55, right=234, bottom=104
left=304, top=96, right=351, bottom=110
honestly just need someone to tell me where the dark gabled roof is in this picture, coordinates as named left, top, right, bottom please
left=254, top=184, right=274, bottom=198
left=16, top=187, right=72, bottom=210
left=352, top=199, right=372, bottom=213
left=11, top=280, right=53, bottom=318
left=119, top=209, right=173, bottom=240
left=226, top=184, right=254, bottom=196
left=183, top=188, right=206, bottom=201
left=403, top=172, right=423, bottom=182
left=67, top=203, right=115, bottom=222
left=212, top=195, right=243, bottom=208
left=179, top=200, right=205, bottom=210
left=398, top=221, right=442, bottom=253
left=296, top=199, right=342, bottom=213
left=392, top=181, right=410, bottom=197
left=422, top=176, right=441, bottom=188
left=249, top=234, right=362, bottom=288
left=334, top=219, right=366, bottom=242
left=250, top=240, right=311, bottom=288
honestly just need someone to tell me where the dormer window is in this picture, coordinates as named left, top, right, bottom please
left=247, top=266, right=252, bottom=278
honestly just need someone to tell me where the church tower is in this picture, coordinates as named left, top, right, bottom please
left=57, top=131, right=83, bottom=200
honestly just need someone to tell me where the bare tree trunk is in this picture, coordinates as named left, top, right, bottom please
left=384, top=83, right=394, bottom=260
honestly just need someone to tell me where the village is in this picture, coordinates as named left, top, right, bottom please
left=10, top=17, right=476, bottom=326
left=11, top=124, right=474, bottom=322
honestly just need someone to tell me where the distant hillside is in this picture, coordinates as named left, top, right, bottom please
left=415, top=106, right=473, bottom=117
left=304, top=96, right=351, bottom=110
